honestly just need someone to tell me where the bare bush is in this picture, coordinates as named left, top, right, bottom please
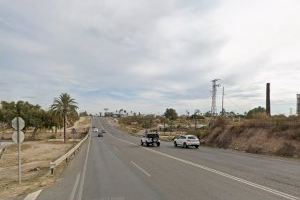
left=275, top=142, right=296, bottom=157
left=246, top=145, right=263, bottom=154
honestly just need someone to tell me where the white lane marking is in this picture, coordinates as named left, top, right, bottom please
left=77, top=133, right=91, bottom=200
left=24, top=190, right=42, bottom=200
left=130, top=161, right=151, bottom=177
left=143, top=148, right=299, bottom=200
left=69, top=172, right=81, bottom=200
left=110, top=134, right=299, bottom=200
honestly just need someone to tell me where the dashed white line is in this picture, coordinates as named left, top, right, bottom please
left=24, top=190, right=42, bottom=200
left=130, top=161, right=151, bottom=177
left=110, top=133, right=299, bottom=200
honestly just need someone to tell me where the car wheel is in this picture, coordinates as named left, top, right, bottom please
left=174, top=141, right=177, bottom=147
left=195, top=145, right=199, bottom=149
left=146, top=142, right=149, bottom=147
left=183, top=143, right=188, bottom=148
left=141, top=141, right=143, bottom=146
left=157, top=142, right=160, bottom=147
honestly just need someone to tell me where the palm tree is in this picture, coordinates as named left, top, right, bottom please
left=51, top=93, right=78, bottom=143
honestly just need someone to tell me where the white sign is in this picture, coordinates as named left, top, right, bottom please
left=12, top=131, right=25, bottom=144
left=12, top=117, right=25, bottom=130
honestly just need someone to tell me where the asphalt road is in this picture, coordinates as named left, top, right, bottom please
left=36, top=117, right=300, bottom=200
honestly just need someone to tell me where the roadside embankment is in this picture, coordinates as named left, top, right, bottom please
left=115, top=116, right=300, bottom=158
left=202, top=125, right=300, bottom=158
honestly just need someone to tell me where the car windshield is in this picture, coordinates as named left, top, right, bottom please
left=188, top=136, right=197, bottom=139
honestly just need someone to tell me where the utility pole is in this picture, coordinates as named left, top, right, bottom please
left=266, top=83, right=271, bottom=116
left=297, top=94, right=300, bottom=116
left=211, top=79, right=221, bottom=117
left=221, top=86, right=225, bottom=116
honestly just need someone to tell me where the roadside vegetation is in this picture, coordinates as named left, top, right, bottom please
left=51, top=93, right=79, bottom=143
left=0, top=96, right=80, bottom=141
left=117, top=107, right=300, bottom=158
left=0, top=93, right=90, bottom=200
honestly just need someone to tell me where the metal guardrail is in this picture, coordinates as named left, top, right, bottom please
left=50, top=134, right=89, bottom=174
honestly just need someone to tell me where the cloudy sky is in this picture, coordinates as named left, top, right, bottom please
left=0, top=0, right=300, bottom=115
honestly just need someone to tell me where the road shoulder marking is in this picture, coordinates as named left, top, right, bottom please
left=110, top=133, right=299, bottom=200
left=77, top=133, right=92, bottom=200
left=69, top=172, right=81, bottom=200
left=24, top=190, right=42, bottom=200
left=131, top=161, right=151, bottom=177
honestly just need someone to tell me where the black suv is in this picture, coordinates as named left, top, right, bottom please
left=141, top=133, right=160, bottom=147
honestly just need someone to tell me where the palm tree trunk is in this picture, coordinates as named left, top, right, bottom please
left=63, top=113, right=66, bottom=143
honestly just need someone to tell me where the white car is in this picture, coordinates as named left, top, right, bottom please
left=174, top=135, right=200, bottom=148
left=93, top=128, right=99, bottom=133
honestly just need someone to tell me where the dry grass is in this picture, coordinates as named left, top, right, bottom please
left=116, top=115, right=300, bottom=158
left=0, top=141, right=73, bottom=200
left=204, top=126, right=300, bottom=158
left=0, top=116, right=91, bottom=200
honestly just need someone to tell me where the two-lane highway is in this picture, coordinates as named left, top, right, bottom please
left=36, top=117, right=300, bottom=200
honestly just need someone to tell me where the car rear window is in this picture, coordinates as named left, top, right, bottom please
left=188, top=136, right=197, bottom=139
left=147, top=134, right=159, bottom=138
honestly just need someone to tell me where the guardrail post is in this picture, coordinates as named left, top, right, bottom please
left=50, top=162, right=55, bottom=175
left=49, top=134, right=89, bottom=175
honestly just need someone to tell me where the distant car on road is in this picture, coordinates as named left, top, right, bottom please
left=174, top=135, right=199, bottom=148
left=97, top=132, right=103, bottom=137
left=93, top=128, right=99, bottom=133
left=141, top=132, right=160, bottom=147
left=101, top=130, right=106, bottom=133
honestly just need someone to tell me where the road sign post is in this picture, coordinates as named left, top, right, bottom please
left=11, top=117, right=25, bottom=184
left=17, top=117, right=21, bottom=184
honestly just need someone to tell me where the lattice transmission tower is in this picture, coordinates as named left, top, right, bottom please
left=211, top=79, right=221, bottom=117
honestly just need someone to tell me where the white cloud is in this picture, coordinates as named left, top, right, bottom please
left=0, top=0, right=299, bottom=115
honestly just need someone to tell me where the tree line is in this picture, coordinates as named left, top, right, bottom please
left=0, top=93, right=79, bottom=142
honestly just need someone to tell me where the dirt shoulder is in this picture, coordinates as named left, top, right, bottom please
left=0, top=116, right=91, bottom=200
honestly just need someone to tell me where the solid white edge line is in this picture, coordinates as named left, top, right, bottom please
left=109, top=133, right=299, bottom=200
left=69, top=172, right=81, bottom=200
left=77, top=132, right=91, bottom=200
left=131, top=161, right=151, bottom=177
left=24, top=190, right=42, bottom=200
